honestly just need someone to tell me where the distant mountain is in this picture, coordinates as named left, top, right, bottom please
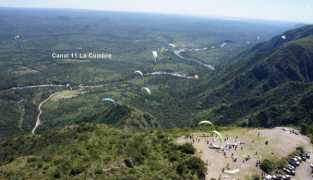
left=199, top=25, right=313, bottom=127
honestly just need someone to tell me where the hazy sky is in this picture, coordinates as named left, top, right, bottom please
left=0, top=0, right=313, bottom=23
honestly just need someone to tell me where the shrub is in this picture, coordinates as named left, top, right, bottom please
left=70, top=167, right=84, bottom=176
left=177, top=143, right=196, bottom=154
left=187, top=157, right=207, bottom=179
left=300, top=123, right=313, bottom=142
left=251, top=174, right=261, bottom=180
left=260, top=159, right=274, bottom=173
left=51, top=171, right=61, bottom=179
left=260, top=158, right=287, bottom=174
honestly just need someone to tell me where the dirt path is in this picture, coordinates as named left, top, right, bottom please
left=177, top=127, right=313, bottom=180
left=145, top=71, right=197, bottom=79
left=31, top=93, right=56, bottom=135
left=173, top=48, right=215, bottom=70
left=31, top=90, right=84, bottom=135
left=9, top=84, right=65, bottom=91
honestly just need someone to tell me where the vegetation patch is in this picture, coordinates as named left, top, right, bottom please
left=0, top=124, right=207, bottom=180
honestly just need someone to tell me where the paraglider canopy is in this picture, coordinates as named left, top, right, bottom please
left=134, top=70, right=144, bottom=77
left=224, top=169, right=240, bottom=174
left=152, top=51, right=158, bottom=62
left=169, top=43, right=176, bottom=48
left=198, top=120, right=213, bottom=126
left=212, top=130, right=224, bottom=146
left=102, top=97, right=117, bottom=105
left=281, top=35, right=287, bottom=40
left=220, top=42, right=227, bottom=48
left=141, top=87, right=151, bottom=95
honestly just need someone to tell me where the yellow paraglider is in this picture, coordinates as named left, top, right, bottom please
left=198, top=120, right=213, bottom=126
left=212, top=130, right=224, bottom=145
left=198, top=121, right=224, bottom=148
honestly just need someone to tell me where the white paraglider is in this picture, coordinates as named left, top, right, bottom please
left=169, top=43, right=176, bottom=48
left=102, top=97, right=117, bottom=105
left=152, top=51, right=158, bottom=63
left=134, top=70, right=144, bottom=77
left=281, top=35, right=287, bottom=40
left=141, top=87, right=151, bottom=95
left=220, top=42, right=227, bottom=48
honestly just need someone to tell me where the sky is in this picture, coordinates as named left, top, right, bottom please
left=0, top=0, right=313, bottom=23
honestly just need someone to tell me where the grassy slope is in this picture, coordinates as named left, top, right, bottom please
left=0, top=124, right=206, bottom=180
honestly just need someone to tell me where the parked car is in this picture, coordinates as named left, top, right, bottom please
left=289, top=159, right=300, bottom=166
left=284, top=175, right=291, bottom=180
left=300, top=155, right=307, bottom=161
left=264, top=175, right=272, bottom=180
left=283, top=168, right=295, bottom=176
left=294, top=156, right=302, bottom=162
left=286, top=164, right=295, bottom=170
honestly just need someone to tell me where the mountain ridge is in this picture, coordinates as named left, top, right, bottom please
left=197, top=25, right=313, bottom=127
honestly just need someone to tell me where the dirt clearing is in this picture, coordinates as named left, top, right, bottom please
left=177, top=127, right=313, bottom=180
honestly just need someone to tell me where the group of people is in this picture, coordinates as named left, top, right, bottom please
left=183, top=132, right=268, bottom=178
left=184, top=135, right=201, bottom=144
left=223, top=136, right=245, bottom=157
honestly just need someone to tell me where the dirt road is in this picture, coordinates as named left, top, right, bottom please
left=173, top=48, right=215, bottom=71
left=31, top=93, right=56, bottom=134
